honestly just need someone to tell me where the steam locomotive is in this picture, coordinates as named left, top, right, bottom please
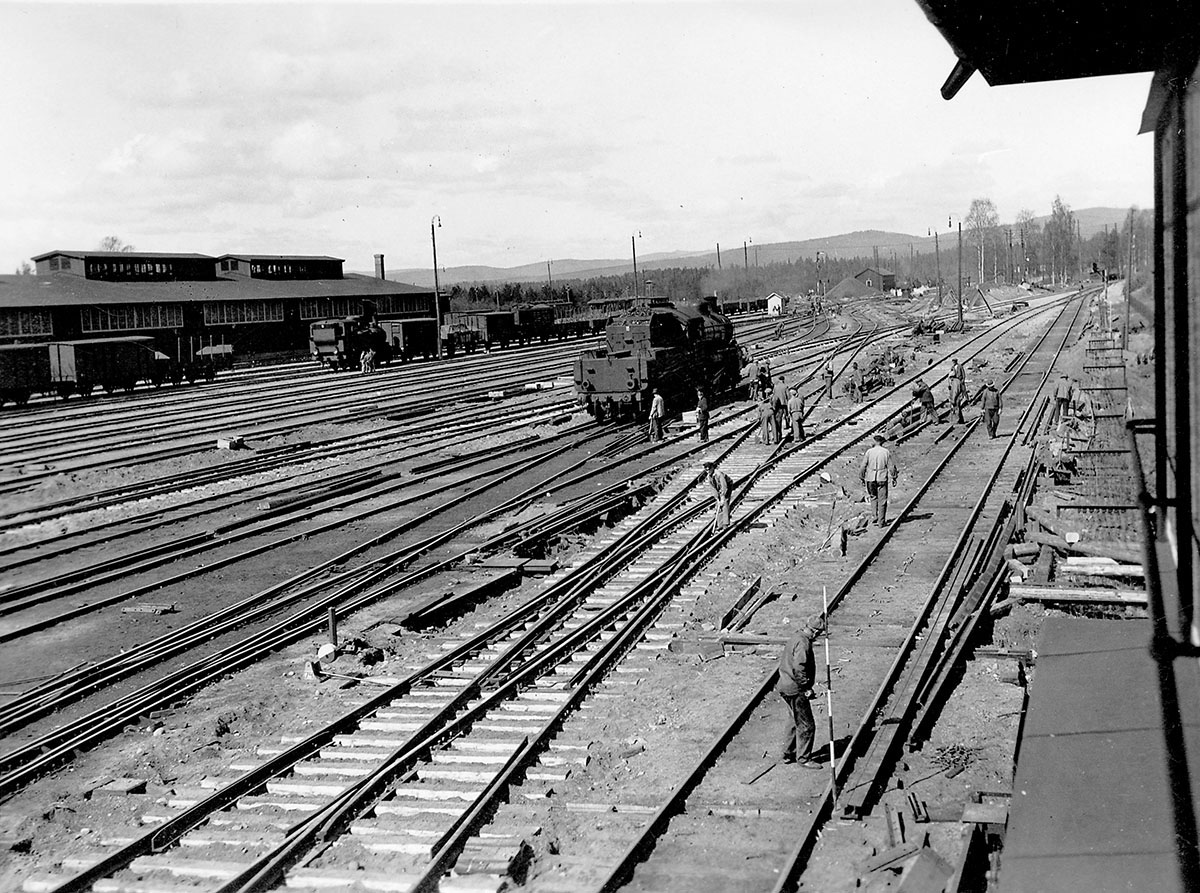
left=573, top=296, right=746, bottom=420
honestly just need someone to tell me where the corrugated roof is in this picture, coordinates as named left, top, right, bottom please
left=0, top=275, right=431, bottom=309
left=217, top=254, right=345, bottom=262
left=30, top=250, right=217, bottom=261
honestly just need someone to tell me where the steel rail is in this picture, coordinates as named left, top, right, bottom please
left=765, top=290, right=1093, bottom=891
left=211, top=301, right=1075, bottom=893
left=30, top=303, right=1060, bottom=888
left=581, top=295, right=1085, bottom=891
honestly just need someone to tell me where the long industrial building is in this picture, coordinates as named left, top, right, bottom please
left=0, top=250, right=437, bottom=360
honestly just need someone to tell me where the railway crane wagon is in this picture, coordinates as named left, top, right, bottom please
left=573, top=296, right=745, bottom=420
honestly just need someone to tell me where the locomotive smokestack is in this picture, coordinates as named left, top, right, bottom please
left=374, top=254, right=386, bottom=280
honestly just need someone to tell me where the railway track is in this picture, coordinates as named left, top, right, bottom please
left=10, top=294, right=1081, bottom=893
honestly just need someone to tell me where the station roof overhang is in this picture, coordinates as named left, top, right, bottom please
left=912, top=0, right=1195, bottom=100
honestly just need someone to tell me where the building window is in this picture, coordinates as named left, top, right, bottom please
left=220, top=260, right=229, bottom=271
left=60, top=257, right=71, bottom=270
left=79, top=302, right=183, bottom=332
left=202, top=300, right=285, bottom=325
left=0, top=308, right=53, bottom=336
left=48, top=257, right=60, bottom=271
left=229, top=259, right=239, bottom=271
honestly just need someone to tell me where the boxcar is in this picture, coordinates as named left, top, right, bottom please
left=379, top=318, right=438, bottom=362
left=0, top=344, right=51, bottom=406
left=469, top=311, right=517, bottom=350
left=513, top=305, right=555, bottom=343
left=48, top=336, right=162, bottom=396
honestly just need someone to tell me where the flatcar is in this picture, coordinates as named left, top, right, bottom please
left=573, top=296, right=746, bottom=420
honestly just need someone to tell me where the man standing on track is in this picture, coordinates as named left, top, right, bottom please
left=973, top=378, right=1002, bottom=438
left=947, top=373, right=966, bottom=424
left=860, top=433, right=899, bottom=526
left=788, top=386, right=806, bottom=442
left=695, top=388, right=709, bottom=442
left=703, top=460, right=732, bottom=531
left=648, top=388, right=665, bottom=442
left=758, top=393, right=775, bottom=444
left=822, top=361, right=835, bottom=400
left=849, top=362, right=863, bottom=402
left=777, top=613, right=827, bottom=768
left=772, top=375, right=790, bottom=442
left=1050, top=372, right=1072, bottom=427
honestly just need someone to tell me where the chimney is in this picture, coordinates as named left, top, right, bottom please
left=374, top=254, right=385, bottom=280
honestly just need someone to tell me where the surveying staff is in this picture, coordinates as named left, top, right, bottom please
left=788, top=387, right=806, bottom=442
left=703, top=461, right=732, bottom=531
left=860, top=433, right=899, bottom=526
left=777, top=613, right=827, bottom=768
left=648, top=389, right=665, bottom=442
left=772, top=375, right=790, bottom=441
left=695, top=389, right=709, bottom=442
left=973, top=378, right=1002, bottom=438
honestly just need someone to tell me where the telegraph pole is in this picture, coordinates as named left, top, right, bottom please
left=957, top=220, right=963, bottom=328
left=743, top=240, right=749, bottom=272
left=632, top=234, right=639, bottom=298
left=431, top=215, right=443, bottom=359
left=717, top=243, right=722, bottom=271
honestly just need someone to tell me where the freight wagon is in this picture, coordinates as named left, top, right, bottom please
left=0, top=344, right=51, bottom=406
left=512, top=305, right=556, bottom=343
left=378, top=318, right=439, bottom=362
left=49, top=336, right=167, bottom=397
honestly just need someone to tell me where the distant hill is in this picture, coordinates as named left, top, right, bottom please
left=371, top=210, right=1149, bottom=287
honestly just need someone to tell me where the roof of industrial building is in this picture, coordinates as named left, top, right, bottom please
left=0, top=274, right=432, bottom=308
left=31, top=250, right=217, bottom=261
left=217, top=254, right=345, bottom=262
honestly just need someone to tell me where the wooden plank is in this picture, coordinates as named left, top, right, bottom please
left=719, top=576, right=762, bottom=630
left=1010, top=585, right=1145, bottom=606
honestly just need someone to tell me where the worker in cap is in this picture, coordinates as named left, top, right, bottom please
left=972, top=377, right=1002, bottom=438
left=787, top=385, right=807, bottom=442
left=776, top=612, right=827, bottom=768
left=860, top=432, right=898, bottom=526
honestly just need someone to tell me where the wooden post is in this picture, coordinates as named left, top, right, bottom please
left=327, top=607, right=338, bottom=648
left=823, top=586, right=838, bottom=807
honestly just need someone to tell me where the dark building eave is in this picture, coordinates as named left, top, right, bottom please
left=912, top=0, right=1194, bottom=98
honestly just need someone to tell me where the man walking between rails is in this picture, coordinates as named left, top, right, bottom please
left=703, top=460, right=732, bottom=532
left=822, top=360, right=835, bottom=401
left=973, top=378, right=1002, bottom=438
left=1050, top=372, right=1072, bottom=427
left=777, top=612, right=827, bottom=768
left=695, top=388, right=709, bottom=442
left=648, top=389, right=666, bottom=442
left=788, top=386, right=806, bottom=442
left=860, top=433, right=899, bottom=527
left=772, top=375, right=790, bottom=442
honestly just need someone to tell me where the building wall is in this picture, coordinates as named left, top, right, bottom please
left=1153, top=52, right=1200, bottom=641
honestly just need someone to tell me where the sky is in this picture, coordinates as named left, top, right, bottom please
left=0, top=1, right=1155, bottom=276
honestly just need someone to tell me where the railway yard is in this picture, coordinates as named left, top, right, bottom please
left=0, top=291, right=1148, bottom=893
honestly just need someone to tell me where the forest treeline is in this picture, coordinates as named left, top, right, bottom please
left=447, top=198, right=1153, bottom=313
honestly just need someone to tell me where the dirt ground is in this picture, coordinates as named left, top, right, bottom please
left=0, top=297, right=1122, bottom=892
